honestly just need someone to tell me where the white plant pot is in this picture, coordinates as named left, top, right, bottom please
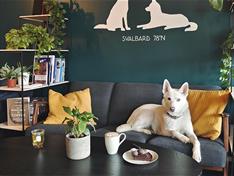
left=65, top=133, right=90, bottom=160
left=18, top=72, right=30, bottom=86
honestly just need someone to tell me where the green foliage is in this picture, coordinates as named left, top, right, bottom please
left=5, top=24, right=55, bottom=55
left=219, top=32, right=233, bottom=88
left=63, top=106, right=97, bottom=138
left=0, top=63, right=18, bottom=80
left=44, top=0, right=66, bottom=49
left=209, top=0, right=223, bottom=11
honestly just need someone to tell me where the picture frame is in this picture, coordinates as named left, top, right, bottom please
left=7, top=97, right=30, bottom=126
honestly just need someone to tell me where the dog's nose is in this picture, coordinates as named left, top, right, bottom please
left=170, top=107, right=175, bottom=112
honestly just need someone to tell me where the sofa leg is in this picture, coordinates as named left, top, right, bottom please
left=223, top=164, right=228, bottom=176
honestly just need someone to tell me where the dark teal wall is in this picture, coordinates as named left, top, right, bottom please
left=69, top=0, right=230, bottom=85
left=0, top=0, right=230, bottom=86
left=0, top=0, right=34, bottom=66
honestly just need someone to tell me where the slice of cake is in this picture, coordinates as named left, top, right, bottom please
left=131, top=148, right=153, bottom=161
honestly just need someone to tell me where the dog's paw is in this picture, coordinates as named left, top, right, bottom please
left=137, top=25, right=143, bottom=28
left=126, top=27, right=131, bottom=31
left=179, top=136, right=190, bottom=143
left=192, top=150, right=201, bottom=163
left=143, top=129, right=152, bottom=135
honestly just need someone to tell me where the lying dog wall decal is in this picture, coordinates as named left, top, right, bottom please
left=137, top=0, right=198, bottom=31
left=94, top=0, right=198, bottom=32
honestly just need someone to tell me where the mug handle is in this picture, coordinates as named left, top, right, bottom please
left=119, top=133, right=126, bottom=146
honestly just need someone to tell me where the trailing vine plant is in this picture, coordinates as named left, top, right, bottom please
left=219, top=32, right=233, bottom=88
left=209, top=0, right=234, bottom=89
left=43, top=0, right=79, bottom=49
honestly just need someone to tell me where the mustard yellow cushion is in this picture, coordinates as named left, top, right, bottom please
left=188, top=90, right=230, bottom=140
left=44, top=88, right=92, bottom=124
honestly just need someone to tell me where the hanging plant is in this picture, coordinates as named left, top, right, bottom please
left=219, top=32, right=233, bottom=89
left=209, top=0, right=223, bottom=11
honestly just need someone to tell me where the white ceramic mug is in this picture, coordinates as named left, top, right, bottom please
left=105, top=132, right=126, bottom=155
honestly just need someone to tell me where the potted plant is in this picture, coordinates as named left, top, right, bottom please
left=0, top=63, right=18, bottom=88
left=63, top=106, right=97, bottom=160
left=15, top=63, right=32, bottom=87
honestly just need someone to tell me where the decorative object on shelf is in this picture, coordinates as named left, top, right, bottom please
left=16, top=63, right=32, bottom=87
left=0, top=63, right=18, bottom=88
left=63, top=106, right=97, bottom=160
left=5, top=24, right=55, bottom=55
left=7, top=97, right=30, bottom=126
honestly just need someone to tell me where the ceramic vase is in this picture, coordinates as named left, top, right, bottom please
left=65, top=133, right=90, bottom=160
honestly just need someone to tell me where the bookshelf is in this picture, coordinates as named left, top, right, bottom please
left=0, top=14, right=69, bottom=132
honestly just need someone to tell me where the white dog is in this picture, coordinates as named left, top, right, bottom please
left=116, top=79, right=201, bottom=162
left=137, top=0, right=198, bottom=32
left=94, top=0, right=131, bottom=31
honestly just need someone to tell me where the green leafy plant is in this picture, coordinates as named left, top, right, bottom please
left=209, top=0, right=223, bottom=11
left=15, top=63, right=32, bottom=78
left=62, top=106, right=98, bottom=138
left=219, top=32, right=234, bottom=88
left=0, top=63, right=18, bottom=80
left=44, top=0, right=66, bottom=49
left=5, top=24, right=55, bottom=55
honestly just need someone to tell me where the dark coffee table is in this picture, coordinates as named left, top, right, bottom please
left=0, top=135, right=202, bottom=176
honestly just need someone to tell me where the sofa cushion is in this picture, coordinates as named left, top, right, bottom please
left=44, top=88, right=92, bottom=124
left=108, top=82, right=163, bottom=125
left=148, top=136, right=226, bottom=167
left=69, top=82, right=114, bottom=128
left=188, top=89, right=230, bottom=140
left=92, top=126, right=153, bottom=143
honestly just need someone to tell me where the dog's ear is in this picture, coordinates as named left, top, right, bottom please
left=162, top=79, right=172, bottom=94
left=179, top=82, right=189, bottom=96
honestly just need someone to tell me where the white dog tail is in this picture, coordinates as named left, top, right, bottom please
left=94, top=24, right=107, bottom=29
left=116, top=124, right=132, bottom=133
left=185, top=22, right=198, bottom=32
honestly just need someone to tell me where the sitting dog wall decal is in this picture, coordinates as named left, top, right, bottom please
left=94, top=0, right=131, bottom=31
left=94, top=0, right=198, bottom=32
left=137, top=0, right=198, bottom=31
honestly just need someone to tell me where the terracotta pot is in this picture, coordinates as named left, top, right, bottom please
left=65, top=133, right=90, bottom=160
left=7, top=79, right=16, bottom=88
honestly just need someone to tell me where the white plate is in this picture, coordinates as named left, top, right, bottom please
left=122, top=148, right=158, bottom=165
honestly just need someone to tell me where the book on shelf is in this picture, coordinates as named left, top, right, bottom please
left=33, top=55, right=50, bottom=84
left=33, top=55, right=65, bottom=85
left=7, top=97, right=30, bottom=126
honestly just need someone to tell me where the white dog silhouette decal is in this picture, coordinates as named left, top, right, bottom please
left=137, top=0, right=198, bottom=31
left=94, top=0, right=131, bottom=31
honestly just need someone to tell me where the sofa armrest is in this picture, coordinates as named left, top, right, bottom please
left=222, top=113, right=230, bottom=152
left=230, top=124, right=234, bottom=155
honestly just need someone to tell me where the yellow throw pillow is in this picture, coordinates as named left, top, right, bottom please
left=188, top=89, right=230, bottom=140
left=44, top=88, right=92, bottom=124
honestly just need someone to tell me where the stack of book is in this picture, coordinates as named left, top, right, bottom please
left=33, top=55, right=65, bottom=85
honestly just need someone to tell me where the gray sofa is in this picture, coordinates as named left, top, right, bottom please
left=25, top=81, right=230, bottom=174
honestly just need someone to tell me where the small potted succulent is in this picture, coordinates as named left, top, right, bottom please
left=63, top=106, right=97, bottom=160
left=0, top=63, right=18, bottom=88
left=15, top=63, right=32, bottom=87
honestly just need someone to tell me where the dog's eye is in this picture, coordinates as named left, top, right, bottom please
left=177, top=98, right=181, bottom=102
left=168, top=97, right=171, bottom=101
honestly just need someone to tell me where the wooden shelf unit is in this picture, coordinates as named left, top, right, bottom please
left=19, top=14, right=68, bottom=23
left=0, top=49, right=69, bottom=52
left=0, top=81, right=69, bottom=92
left=0, top=12, right=70, bottom=132
left=0, top=122, right=29, bottom=131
